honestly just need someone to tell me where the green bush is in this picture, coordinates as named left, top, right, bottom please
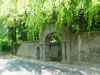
left=0, top=39, right=9, bottom=52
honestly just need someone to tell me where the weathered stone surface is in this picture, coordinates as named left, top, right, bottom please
left=71, top=32, right=100, bottom=64
left=17, top=24, right=100, bottom=66
left=17, top=41, right=39, bottom=59
left=39, top=24, right=71, bottom=63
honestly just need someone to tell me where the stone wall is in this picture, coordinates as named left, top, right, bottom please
left=16, top=30, right=100, bottom=65
left=17, top=41, right=40, bottom=59
left=71, top=32, right=100, bottom=64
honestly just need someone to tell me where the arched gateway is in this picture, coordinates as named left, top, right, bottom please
left=40, top=24, right=71, bottom=63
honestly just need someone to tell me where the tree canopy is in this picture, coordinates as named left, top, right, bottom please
left=0, top=0, right=100, bottom=53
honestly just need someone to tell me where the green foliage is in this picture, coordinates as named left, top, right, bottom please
left=26, top=0, right=100, bottom=32
left=0, top=39, right=8, bottom=51
left=0, top=0, right=100, bottom=52
left=0, top=0, right=100, bottom=35
left=50, top=33, right=61, bottom=44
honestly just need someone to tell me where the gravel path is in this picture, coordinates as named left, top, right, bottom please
left=0, top=55, right=100, bottom=75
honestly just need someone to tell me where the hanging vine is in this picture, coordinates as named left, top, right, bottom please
left=0, top=0, right=100, bottom=40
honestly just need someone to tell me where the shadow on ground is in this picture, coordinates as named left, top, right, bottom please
left=0, top=59, right=84, bottom=75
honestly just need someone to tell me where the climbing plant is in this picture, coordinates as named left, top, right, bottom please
left=0, top=0, right=100, bottom=52
left=0, top=0, right=100, bottom=36
left=27, top=0, right=100, bottom=32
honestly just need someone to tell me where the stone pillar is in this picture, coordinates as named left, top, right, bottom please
left=61, top=29, right=71, bottom=64
left=40, top=43, right=47, bottom=61
left=78, top=35, right=81, bottom=63
left=40, top=43, right=51, bottom=61
left=42, top=44, right=46, bottom=60
left=61, top=41, right=67, bottom=63
left=40, top=44, right=43, bottom=60
left=45, top=43, right=51, bottom=61
left=66, top=40, right=71, bottom=64
left=61, top=41, right=70, bottom=64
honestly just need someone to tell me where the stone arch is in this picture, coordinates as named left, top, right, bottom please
left=40, top=24, right=71, bottom=63
left=45, top=32, right=62, bottom=61
left=40, top=24, right=57, bottom=43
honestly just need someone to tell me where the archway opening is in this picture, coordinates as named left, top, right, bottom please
left=45, top=32, right=62, bottom=61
